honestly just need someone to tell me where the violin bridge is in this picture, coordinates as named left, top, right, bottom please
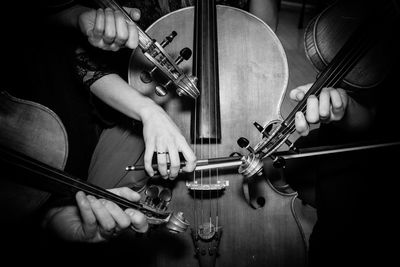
left=186, top=180, right=229, bottom=191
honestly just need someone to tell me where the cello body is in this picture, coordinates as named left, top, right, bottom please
left=127, top=5, right=316, bottom=267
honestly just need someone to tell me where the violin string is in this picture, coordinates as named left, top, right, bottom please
left=2, top=148, right=145, bottom=211
left=284, top=27, right=368, bottom=126
left=279, top=42, right=372, bottom=141
left=278, top=23, right=375, bottom=141
left=282, top=0, right=394, bottom=133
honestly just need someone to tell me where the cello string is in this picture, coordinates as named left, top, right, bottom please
left=193, top=0, right=200, bottom=234
left=207, top=0, right=213, bottom=231
left=211, top=0, right=218, bottom=231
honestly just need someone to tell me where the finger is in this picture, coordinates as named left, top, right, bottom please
left=306, top=95, right=319, bottom=123
left=88, top=37, right=108, bottom=50
left=144, top=138, right=156, bottom=177
left=180, top=142, right=197, bottom=173
left=125, top=22, right=139, bottom=49
left=114, top=10, right=129, bottom=48
left=93, top=9, right=105, bottom=40
left=75, top=191, right=97, bottom=237
left=103, top=8, right=116, bottom=45
left=156, top=149, right=169, bottom=179
left=108, top=187, right=141, bottom=202
left=166, top=144, right=180, bottom=179
left=330, top=89, right=345, bottom=120
left=125, top=7, right=141, bottom=21
left=100, top=199, right=131, bottom=231
left=295, top=111, right=310, bottom=136
left=319, top=87, right=331, bottom=121
left=289, top=83, right=313, bottom=101
left=87, top=195, right=116, bottom=233
left=126, top=208, right=148, bottom=233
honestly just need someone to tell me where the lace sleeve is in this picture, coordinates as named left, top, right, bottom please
left=74, top=46, right=117, bottom=89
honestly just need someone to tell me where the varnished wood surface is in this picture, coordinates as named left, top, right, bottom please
left=127, top=5, right=317, bottom=267
left=0, top=91, right=68, bottom=221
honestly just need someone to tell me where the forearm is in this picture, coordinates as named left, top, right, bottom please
left=47, top=4, right=91, bottom=29
left=89, top=74, right=159, bottom=122
left=249, top=0, right=278, bottom=32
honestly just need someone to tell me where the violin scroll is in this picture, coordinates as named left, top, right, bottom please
left=93, top=0, right=200, bottom=99
left=141, top=184, right=189, bottom=233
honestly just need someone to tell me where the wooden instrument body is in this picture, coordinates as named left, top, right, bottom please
left=129, top=6, right=288, bottom=146
left=128, top=6, right=316, bottom=267
left=0, top=91, right=68, bottom=217
left=304, top=0, right=397, bottom=89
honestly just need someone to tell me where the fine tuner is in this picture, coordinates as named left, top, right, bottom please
left=93, top=0, right=200, bottom=99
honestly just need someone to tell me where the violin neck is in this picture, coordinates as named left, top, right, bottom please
left=93, top=0, right=153, bottom=50
left=0, top=144, right=140, bottom=211
left=283, top=2, right=396, bottom=127
left=192, top=0, right=221, bottom=143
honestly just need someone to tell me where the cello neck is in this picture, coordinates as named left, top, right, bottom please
left=192, top=0, right=221, bottom=143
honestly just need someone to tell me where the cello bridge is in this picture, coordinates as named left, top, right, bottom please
left=186, top=179, right=229, bottom=191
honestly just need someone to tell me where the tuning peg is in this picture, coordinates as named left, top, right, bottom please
left=237, top=137, right=255, bottom=153
left=155, top=80, right=172, bottom=96
left=157, top=188, right=172, bottom=210
left=253, top=121, right=298, bottom=153
left=144, top=185, right=160, bottom=205
left=175, top=47, right=192, bottom=65
left=140, top=67, right=156, bottom=84
left=160, top=31, right=177, bottom=48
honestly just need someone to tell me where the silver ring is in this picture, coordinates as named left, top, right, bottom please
left=157, top=151, right=168, bottom=154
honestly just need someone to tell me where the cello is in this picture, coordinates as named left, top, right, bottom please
left=124, top=0, right=316, bottom=266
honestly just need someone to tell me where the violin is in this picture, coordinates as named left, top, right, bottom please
left=93, top=0, right=199, bottom=99
left=0, top=91, right=188, bottom=233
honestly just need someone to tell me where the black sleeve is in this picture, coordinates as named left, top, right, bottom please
left=41, top=0, right=96, bottom=14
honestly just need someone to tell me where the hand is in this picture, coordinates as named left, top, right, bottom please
left=141, top=105, right=196, bottom=179
left=289, top=83, right=349, bottom=136
left=78, top=7, right=141, bottom=51
left=44, top=187, right=148, bottom=243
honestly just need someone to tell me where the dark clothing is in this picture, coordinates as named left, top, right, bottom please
left=300, top=1, right=400, bottom=265
left=1, top=1, right=102, bottom=263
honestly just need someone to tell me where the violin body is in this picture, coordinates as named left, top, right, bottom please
left=127, top=5, right=316, bottom=267
left=0, top=91, right=68, bottom=219
left=304, top=0, right=398, bottom=90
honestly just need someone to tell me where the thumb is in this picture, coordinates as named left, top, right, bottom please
left=123, top=7, right=141, bottom=21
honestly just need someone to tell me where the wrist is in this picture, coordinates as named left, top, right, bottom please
left=137, top=100, right=163, bottom=122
